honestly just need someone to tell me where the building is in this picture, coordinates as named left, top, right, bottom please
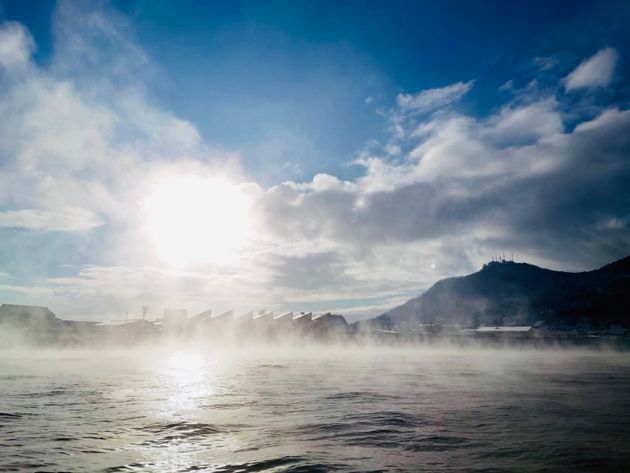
left=311, top=313, right=349, bottom=337
left=95, top=319, right=159, bottom=343
left=293, top=312, right=312, bottom=325
left=0, top=304, right=58, bottom=326
left=0, top=304, right=97, bottom=345
left=235, top=310, right=254, bottom=321
left=191, top=308, right=212, bottom=323
left=473, top=326, right=533, bottom=339
left=213, top=310, right=234, bottom=323
left=162, top=308, right=188, bottom=333
left=253, top=311, right=274, bottom=322
left=274, top=311, right=294, bottom=325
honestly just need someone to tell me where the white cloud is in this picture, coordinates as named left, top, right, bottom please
left=330, top=295, right=415, bottom=322
left=0, top=2, right=240, bottom=230
left=564, top=48, right=618, bottom=90
left=384, top=143, right=401, bottom=156
left=0, top=284, right=55, bottom=297
left=0, top=21, right=34, bottom=70
left=596, top=217, right=628, bottom=231
left=483, top=99, right=563, bottom=146
left=254, top=97, right=630, bottom=289
left=0, top=207, right=103, bottom=231
left=498, top=80, right=514, bottom=92
left=533, top=56, right=559, bottom=71
left=396, top=80, right=474, bottom=113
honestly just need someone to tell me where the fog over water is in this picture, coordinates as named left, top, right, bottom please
left=2, top=345, right=629, bottom=472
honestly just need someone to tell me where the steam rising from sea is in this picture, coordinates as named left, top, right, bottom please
left=1, top=345, right=629, bottom=472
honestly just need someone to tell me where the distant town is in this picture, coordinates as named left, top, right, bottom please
left=0, top=303, right=349, bottom=346
left=1, top=303, right=628, bottom=349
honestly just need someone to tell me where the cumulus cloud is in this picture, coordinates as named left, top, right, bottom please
left=0, top=21, right=34, bottom=70
left=564, top=48, right=618, bottom=90
left=255, top=99, right=630, bottom=279
left=482, top=99, right=563, bottom=146
left=396, top=80, right=474, bottom=113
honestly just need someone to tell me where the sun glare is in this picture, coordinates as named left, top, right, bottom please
left=143, top=175, right=253, bottom=265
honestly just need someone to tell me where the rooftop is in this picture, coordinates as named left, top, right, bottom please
left=476, top=326, right=532, bottom=332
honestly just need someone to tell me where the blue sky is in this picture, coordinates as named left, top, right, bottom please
left=7, top=0, right=629, bottom=183
left=0, top=0, right=629, bottom=320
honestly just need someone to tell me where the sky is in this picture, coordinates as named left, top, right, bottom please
left=0, top=0, right=629, bottom=321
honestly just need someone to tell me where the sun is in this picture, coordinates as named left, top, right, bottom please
left=142, top=175, right=253, bottom=265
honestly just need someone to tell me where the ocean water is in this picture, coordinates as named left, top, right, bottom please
left=1, top=345, right=629, bottom=472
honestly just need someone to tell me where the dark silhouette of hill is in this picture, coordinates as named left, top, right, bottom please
left=364, top=255, right=630, bottom=330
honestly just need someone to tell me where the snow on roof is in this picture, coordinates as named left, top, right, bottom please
left=235, top=311, right=254, bottom=320
left=476, top=326, right=532, bottom=332
left=274, top=311, right=293, bottom=321
left=293, top=312, right=312, bottom=322
left=192, top=309, right=212, bottom=320
left=213, top=310, right=233, bottom=321
left=96, top=319, right=147, bottom=326
left=254, top=311, right=274, bottom=320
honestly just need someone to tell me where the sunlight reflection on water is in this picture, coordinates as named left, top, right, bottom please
left=161, top=351, right=213, bottom=411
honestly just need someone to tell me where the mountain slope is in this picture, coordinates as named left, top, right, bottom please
left=367, top=255, right=630, bottom=329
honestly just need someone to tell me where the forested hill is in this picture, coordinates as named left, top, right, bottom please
left=366, top=255, right=630, bottom=329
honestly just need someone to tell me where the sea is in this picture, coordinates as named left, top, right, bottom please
left=1, top=345, right=629, bottom=472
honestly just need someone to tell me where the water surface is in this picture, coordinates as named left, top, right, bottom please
left=1, top=346, right=629, bottom=472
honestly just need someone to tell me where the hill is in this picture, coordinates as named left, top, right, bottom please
left=364, top=255, right=630, bottom=330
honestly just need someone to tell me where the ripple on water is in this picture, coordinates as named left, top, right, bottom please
left=403, top=434, right=471, bottom=452
left=213, top=456, right=340, bottom=472
left=102, top=462, right=151, bottom=472
left=324, top=391, right=402, bottom=402
left=2, top=350, right=630, bottom=473
left=137, top=421, right=223, bottom=445
left=135, top=421, right=250, bottom=447
left=294, top=411, right=428, bottom=450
